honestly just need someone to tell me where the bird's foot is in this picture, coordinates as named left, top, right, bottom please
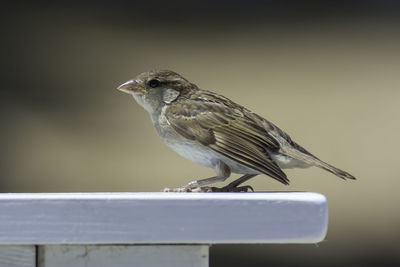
left=163, top=183, right=254, bottom=193
left=163, top=187, right=202, bottom=193
left=163, top=180, right=204, bottom=192
left=200, top=184, right=254, bottom=192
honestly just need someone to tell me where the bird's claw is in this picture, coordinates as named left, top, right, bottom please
left=163, top=184, right=254, bottom=193
left=163, top=187, right=202, bottom=192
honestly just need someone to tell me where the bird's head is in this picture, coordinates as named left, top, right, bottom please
left=117, top=70, right=195, bottom=113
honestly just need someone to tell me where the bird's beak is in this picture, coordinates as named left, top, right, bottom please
left=117, top=79, right=145, bottom=94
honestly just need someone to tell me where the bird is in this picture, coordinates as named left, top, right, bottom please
left=117, top=70, right=356, bottom=192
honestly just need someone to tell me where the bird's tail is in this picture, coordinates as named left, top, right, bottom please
left=280, top=145, right=357, bottom=180
left=312, top=159, right=356, bottom=180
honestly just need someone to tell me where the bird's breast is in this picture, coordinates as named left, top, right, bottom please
left=151, top=108, right=216, bottom=168
left=150, top=108, right=259, bottom=174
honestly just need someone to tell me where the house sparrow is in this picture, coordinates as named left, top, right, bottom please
left=117, top=70, right=356, bottom=192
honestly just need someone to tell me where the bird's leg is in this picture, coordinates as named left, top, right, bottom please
left=163, top=161, right=231, bottom=192
left=202, top=174, right=258, bottom=192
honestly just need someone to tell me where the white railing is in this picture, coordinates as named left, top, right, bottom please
left=0, top=192, right=328, bottom=267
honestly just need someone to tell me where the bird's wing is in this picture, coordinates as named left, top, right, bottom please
left=165, top=99, right=289, bottom=184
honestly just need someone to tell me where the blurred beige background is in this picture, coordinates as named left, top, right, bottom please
left=1, top=2, right=400, bottom=266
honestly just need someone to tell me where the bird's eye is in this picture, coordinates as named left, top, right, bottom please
left=148, top=79, right=160, bottom=88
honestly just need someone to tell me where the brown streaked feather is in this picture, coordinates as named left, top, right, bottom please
left=166, top=112, right=216, bottom=146
left=165, top=94, right=289, bottom=185
left=211, top=134, right=289, bottom=184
